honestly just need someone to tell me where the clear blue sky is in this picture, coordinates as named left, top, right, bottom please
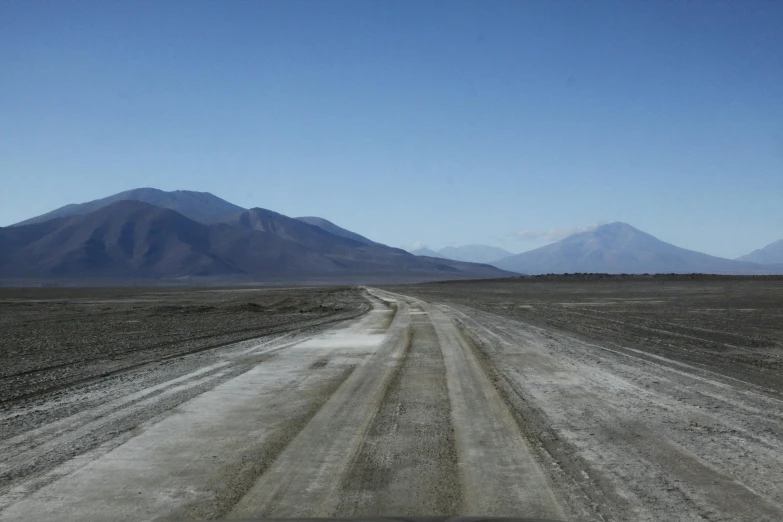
left=2, top=0, right=782, bottom=258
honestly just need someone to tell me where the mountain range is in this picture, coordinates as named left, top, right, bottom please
left=412, top=245, right=513, bottom=264
left=3, top=189, right=782, bottom=282
left=411, top=247, right=442, bottom=258
left=493, top=222, right=782, bottom=275
left=0, top=189, right=511, bottom=284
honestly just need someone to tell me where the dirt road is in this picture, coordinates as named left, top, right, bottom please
left=2, top=286, right=781, bottom=521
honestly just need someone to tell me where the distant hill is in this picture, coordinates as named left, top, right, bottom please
left=0, top=201, right=513, bottom=283
left=493, top=222, right=779, bottom=275
left=438, top=245, right=513, bottom=264
left=411, top=244, right=513, bottom=264
left=411, top=247, right=444, bottom=258
left=12, top=188, right=245, bottom=226
left=737, top=239, right=783, bottom=265
left=296, top=216, right=379, bottom=246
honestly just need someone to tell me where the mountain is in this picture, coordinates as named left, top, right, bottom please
left=0, top=201, right=337, bottom=278
left=0, top=201, right=513, bottom=283
left=12, top=188, right=245, bottom=226
left=226, top=208, right=364, bottom=252
left=737, top=239, right=783, bottom=265
left=438, top=245, right=513, bottom=264
left=225, top=208, right=505, bottom=276
left=296, top=216, right=379, bottom=246
left=411, top=247, right=444, bottom=258
left=493, top=222, right=777, bottom=275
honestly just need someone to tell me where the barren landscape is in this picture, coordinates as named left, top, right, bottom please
left=1, top=279, right=782, bottom=521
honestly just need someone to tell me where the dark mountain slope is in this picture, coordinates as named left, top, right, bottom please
left=225, top=208, right=366, bottom=252
left=225, top=208, right=502, bottom=275
left=296, top=216, right=379, bottom=246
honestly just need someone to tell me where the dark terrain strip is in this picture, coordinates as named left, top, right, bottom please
left=533, top=305, right=783, bottom=397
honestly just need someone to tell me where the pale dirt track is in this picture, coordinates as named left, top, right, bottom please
left=1, top=288, right=782, bottom=521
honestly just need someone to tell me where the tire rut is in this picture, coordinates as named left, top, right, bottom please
left=174, top=364, right=359, bottom=521
left=449, top=310, right=617, bottom=522
left=0, top=339, right=305, bottom=509
left=227, top=295, right=413, bottom=518
left=371, top=290, right=568, bottom=520
left=335, top=302, right=461, bottom=515
left=446, top=302, right=783, bottom=521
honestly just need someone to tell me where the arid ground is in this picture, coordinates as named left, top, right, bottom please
left=1, top=279, right=782, bottom=521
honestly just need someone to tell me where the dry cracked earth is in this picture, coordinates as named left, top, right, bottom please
left=1, top=279, right=782, bottom=521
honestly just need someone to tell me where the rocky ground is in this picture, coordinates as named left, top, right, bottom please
left=0, top=286, right=368, bottom=404
left=387, top=277, right=783, bottom=394
left=385, top=278, right=783, bottom=520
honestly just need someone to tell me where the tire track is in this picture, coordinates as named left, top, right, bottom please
left=227, top=296, right=412, bottom=518
left=0, top=333, right=316, bottom=512
left=447, top=301, right=783, bottom=521
left=0, top=362, right=360, bottom=521
left=0, top=335, right=310, bottom=492
left=0, top=290, right=388, bottom=520
left=372, top=289, right=567, bottom=520
left=425, top=303, right=566, bottom=519
left=447, top=307, right=630, bottom=522
left=169, top=364, right=359, bottom=521
left=4, top=288, right=578, bottom=521
left=335, top=301, right=461, bottom=516
left=0, top=296, right=395, bottom=521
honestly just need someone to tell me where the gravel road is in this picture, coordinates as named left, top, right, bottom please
left=1, top=283, right=781, bottom=521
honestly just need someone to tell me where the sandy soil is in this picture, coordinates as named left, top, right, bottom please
left=1, top=281, right=781, bottom=520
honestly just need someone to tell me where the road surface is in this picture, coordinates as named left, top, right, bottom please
left=1, top=288, right=781, bottom=521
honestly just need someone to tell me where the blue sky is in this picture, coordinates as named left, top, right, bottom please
left=2, top=0, right=782, bottom=258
